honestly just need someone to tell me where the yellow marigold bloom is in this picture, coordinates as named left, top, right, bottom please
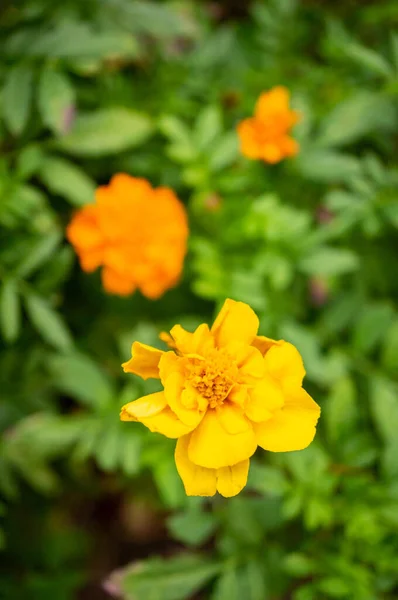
left=121, top=299, right=320, bottom=497
left=237, top=86, right=300, bottom=164
left=66, top=174, right=188, bottom=298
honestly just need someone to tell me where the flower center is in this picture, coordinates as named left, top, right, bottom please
left=186, top=349, right=238, bottom=408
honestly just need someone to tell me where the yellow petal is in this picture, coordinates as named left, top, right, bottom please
left=228, top=384, right=249, bottom=408
left=216, top=401, right=251, bottom=434
left=252, top=335, right=280, bottom=356
left=264, top=341, right=305, bottom=393
left=122, top=342, right=163, bottom=380
left=164, top=372, right=205, bottom=428
left=159, top=351, right=181, bottom=383
left=211, top=299, right=259, bottom=349
left=140, top=406, right=193, bottom=439
left=159, top=331, right=177, bottom=350
left=254, top=388, right=320, bottom=452
left=175, top=436, right=217, bottom=496
left=169, top=323, right=214, bottom=355
left=245, top=376, right=284, bottom=422
left=216, top=460, right=250, bottom=498
left=238, top=347, right=265, bottom=382
left=188, top=409, right=257, bottom=469
left=120, top=391, right=166, bottom=420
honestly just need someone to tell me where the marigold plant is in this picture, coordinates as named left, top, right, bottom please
left=67, top=174, right=188, bottom=298
left=237, top=86, right=300, bottom=164
left=121, top=299, right=320, bottom=497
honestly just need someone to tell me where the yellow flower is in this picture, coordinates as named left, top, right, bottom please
left=237, top=86, right=300, bottom=164
left=121, top=299, right=320, bottom=497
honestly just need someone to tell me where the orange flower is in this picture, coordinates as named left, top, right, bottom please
left=66, top=174, right=188, bottom=298
left=237, top=86, right=300, bottom=164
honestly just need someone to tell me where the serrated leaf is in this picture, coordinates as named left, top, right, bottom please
left=2, top=64, right=33, bottom=135
left=0, top=279, right=21, bottom=343
left=118, top=554, right=220, bottom=600
left=24, top=292, right=73, bottom=351
left=38, top=69, right=75, bottom=134
left=57, top=108, right=153, bottom=156
left=39, top=156, right=95, bottom=206
left=317, top=93, right=396, bottom=148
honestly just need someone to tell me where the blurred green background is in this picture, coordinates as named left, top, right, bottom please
left=1, top=0, right=398, bottom=598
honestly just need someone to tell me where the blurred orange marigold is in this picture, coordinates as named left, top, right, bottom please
left=237, top=86, right=300, bottom=164
left=66, top=174, right=188, bottom=298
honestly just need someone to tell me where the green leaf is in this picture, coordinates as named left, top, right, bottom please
left=324, top=377, right=358, bottom=445
left=47, top=353, right=114, bottom=408
left=24, top=292, right=73, bottom=351
left=39, top=156, right=95, bottom=206
left=194, top=106, right=222, bottom=151
left=2, top=64, right=33, bottom=135
left=95, top=423, right=121, bottom=471
left=15, top=230, right=62, bottom=278
left=16, top=144, right=45, bottom=179
left=296, top=150, right=362, bottom=182
left=119, top=554, right=220, bottom=600
left=352, top=303, right=394, bottom=354
left=317, top=93, right=396, bottom=147
left=340, top=42, right=393, bottom=78
left=209, top=132, right=239, bottom=171
left=38, top=69, right=75, bottom=134
left=58, top=108, right=153, bottom=156
left=370, top=377, right=398, bottom=444
left=211, top=569, right=241, bottom=600
left=167, top=508, right=217, bottom=547
left=300, top=247, right=359, bottom=276
left=248, top=463, right=289, bottom=496
left=0, top=279, right=21, bottom=343
left=381, top=318, right=398, bottom=375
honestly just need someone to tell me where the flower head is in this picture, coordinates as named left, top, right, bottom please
left=237, top=86, right=300, bottom=164
left=66, top=174, right=188, bottom=298
left=121, top=299, right=320, bottom=497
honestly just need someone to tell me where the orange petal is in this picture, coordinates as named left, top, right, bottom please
left=175, top=435, right=217, bottom=496
left=188, top=409, right=257, bottom=469
left=101, top=266, right=136, bottom=296
left=261, top=143, right=283, bottom=164
left=280, top=136, right=299, bottom=157
left=253, top=388, right=320, bottom=452
left=255, top=87, right=290, bottom=121
left=211, top=299, right=259, bottom=349
left=122, top=342, right=163, bottom=380
left=237, top=118, right=263, bottom=159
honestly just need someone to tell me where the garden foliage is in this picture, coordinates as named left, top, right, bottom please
left=1, top=0, right=398, bottom=598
